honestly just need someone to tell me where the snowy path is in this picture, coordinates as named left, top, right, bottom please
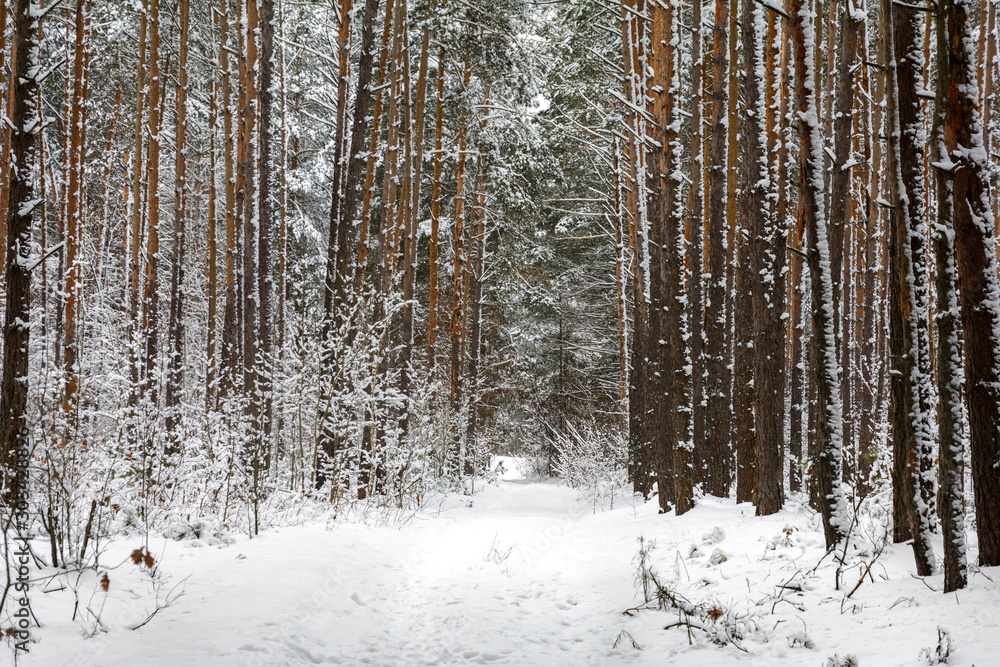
left=29, top=478, right=1000, bottom=667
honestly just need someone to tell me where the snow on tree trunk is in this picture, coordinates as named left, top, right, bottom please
left=315, top=0, right=382, bottom=489
left=256, top=0, right=276, bottom=458
left=932, top=0, right=1000, bottom=568
left=792, top=0, right=848, bottom=549
left=884, top=0, right=937, bottom=575
left=688, top=0, right=706, bottom=494
left=743, top=0, right=785, bottom=516
left=702, top=0, right=732, bottom=498
left=649, top=0, right=678, bottom=512
left=166, top=0, right=189, bottom=456
left=0, top=0, right=42, bottom=505
left=63, top=0, right=89, bottom=419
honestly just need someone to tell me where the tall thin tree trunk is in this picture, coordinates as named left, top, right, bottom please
left=651, top=0, right=689, bottom=513
left=884, top=0, right=937, bottom=574
left=399, top=0, right=428, bottom=436
left=743, top=0, right=784, bottom=516
left=258, top=0, right=276, bottom=452
left=354, top=0, right=397, bottom=296
left=930, top=102, right=969, bottom=594
left=614, top=140, right=630, bottom=429
left=165, top=0, right=190, bottom=454
left=62, top=0, right=90, bottom=417
left=128, top=9, right=148, bottom=405
left=449, top=57, right=473, bottom=476
left=219, top=0, right=239, bottom=399
left=314, top=0, right=383, bottom=488
left=792, top=0, right=848, bottom=548
left=933, top=0, right=1000, bottom=567
left=0, top=0, right=11, bottom=278
left=428, top=49, right=446, bottom=367
left=0, top=0, right=42, bottom=505
left=241, top=0, right=260, bottom=422
left=857, top=6, right=879, bottom=486
left=320, top=0, right=355, bottom=348
left=207, top=70, right=219, bottom=408
left=688, top=0, right=706, bottom=491
left=277, top=10, right=289, bottom=355
left=724, top=0, right=739, bottom=492
left=828, top=0, right=861, bottom=490
left=465, top=166, right=488, bottom=468
left=360, top=0, right=407, bottom=497
left=733, top=200, right=757, bottom=502
left=703, top=0, right=730, bottom=497
left=141, top=0, right=163, bottom=414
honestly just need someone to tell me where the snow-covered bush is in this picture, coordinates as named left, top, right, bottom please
left=550, top=423, right=629, bottom=509
left=920, top=627, right=953, bottom=665
left=629, top=535, right=758, bottom=650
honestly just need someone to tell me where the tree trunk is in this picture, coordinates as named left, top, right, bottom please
left=734, top=205, right=757, bottom=502
left=428, top=49, right=446, bottom=367
left=743, top=0, right=785, bottom=516
left=884, top=0, right=937, bottom=574
left=703, top=0, right=730, bottom=497
left=320, top=0, right=355, bottom=346
left=165, top=0, right=190, bottom=455
left=128, top=9, right=148, bottom=407
left=141, top=0, right=163, bottom=415
left=0, top=1, right=8, bottom=283
left=241, top=0, right=260, bottom=427
left=354, top=0, right=397, bottom=297
left=449, top=57, right=474, bottom=476
left=688, top=0, right=706, bottom=492
left=314, top=0, right=382, bottom=488
left=207, top=68, right=219, bottom=408
left=360, top=0, right=407, bottom=498
left=258, top=0, right=276, bottom=455
left=62, top=0, right=90, bottom=417
left=858, top=9, right=880, bottom=487
left=828, top=0, right=861, bottom=490
left=95, top=66, right=122, bottom=282
left=614, top=140, right=630, bottom=428
left=792, top=0, right=848, bottom=548
left=0, top=0, right=42, bottom=506
left=930, top=117, right=969, bottom=594
left=399, top=0, right=426, bottom=437
left=650, top=0, right=690, bottom=513
left=404, top=0, right=433, bottom=375
left=933, top=0, right=1000, bottom=567
left=465, top=166, right=488, bottom=468
left=219, top=0, right=240, bottom=400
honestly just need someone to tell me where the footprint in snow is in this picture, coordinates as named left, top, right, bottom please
left=351, top=592, right=365, bottom=606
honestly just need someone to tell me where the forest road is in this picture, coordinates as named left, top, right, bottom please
left=34, top=479, right=653, bottom=667
left=33, top=479, right=1000, bottom=667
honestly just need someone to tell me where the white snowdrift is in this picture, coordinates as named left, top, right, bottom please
left=23, top=480, right=1000, bottom=666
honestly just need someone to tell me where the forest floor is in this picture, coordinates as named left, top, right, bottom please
left=22, top=462, right=1000, bottom=667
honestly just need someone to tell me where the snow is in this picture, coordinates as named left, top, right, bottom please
left=490, top=455, right=529, bottom=481
left=26, top=481, right=1000, bottom=666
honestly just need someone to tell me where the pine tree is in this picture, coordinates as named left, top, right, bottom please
left=0, top=0, right=42, bottom=504
left=315, top=0, right=383, bottom=488
left=792, top=0, right=848, bottom=548
left=702, top=0, right=731, bottom=497
left=884, top=0, right=936, bottom=574
left=932, top=0, right=1000, bottom=568
left=165, top=0, right=190, bottom=454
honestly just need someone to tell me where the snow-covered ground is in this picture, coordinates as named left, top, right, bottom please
left=23, top=471, right=1000, bottom=666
